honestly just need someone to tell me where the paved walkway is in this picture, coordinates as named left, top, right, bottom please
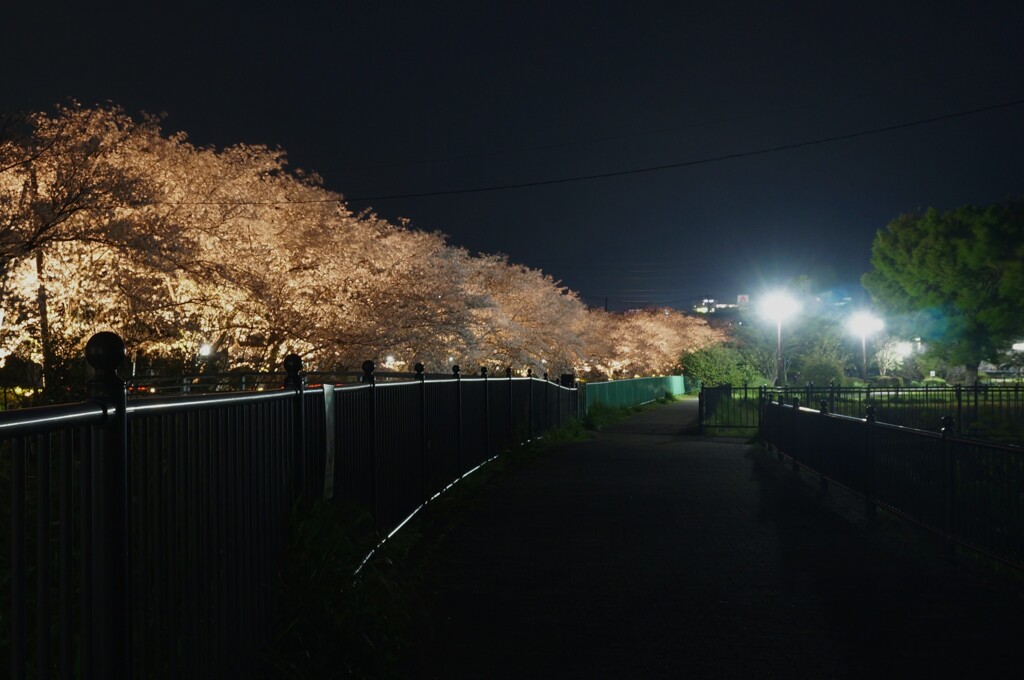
left=405, top=401, right=1024, bottom=678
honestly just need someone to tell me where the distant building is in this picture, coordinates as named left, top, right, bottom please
left=692, top=298, right=740, bottom=314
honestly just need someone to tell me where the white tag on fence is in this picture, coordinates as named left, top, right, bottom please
left=323, top=384, right=335, bottom=500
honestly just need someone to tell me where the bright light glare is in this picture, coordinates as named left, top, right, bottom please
left=895, top=341, right=914, bottom=358
left=847, top=311, right=884, bottom=337
left=760, top=292, right=800, bottom=322
left=199, top=343, right=213, bottom=357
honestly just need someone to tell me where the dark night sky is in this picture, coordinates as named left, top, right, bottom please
left=4, top=1, right=1023, bottom=310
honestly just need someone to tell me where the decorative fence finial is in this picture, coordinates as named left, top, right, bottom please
left=86, top=332, right=126, bottom=399
left=940, top=415, right=955, bottom=435
left=283, top=354, right=304, bottom=390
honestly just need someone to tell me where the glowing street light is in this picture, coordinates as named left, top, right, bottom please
left=847, top=311, right=884, bottom=380
left=760, top=292, right=800, bottom=385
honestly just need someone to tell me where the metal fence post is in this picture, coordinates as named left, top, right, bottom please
left=941, top=415, right=956, bottom=557
left=544, top=372, right=550, bottom=431
left=955, top=384, right=963, bottom=435
left=527, top=369, right=535, bottom=440
left=416, top=363, right=427, bottom=504
left=579, top=377, right=586, bottom=418
left=791, top=397, right=800, bottom=472
left=481, top=366, right=490, bottom=457
left=453, top=365, right=463, bottom=474
left=819, top=399, right=829, bottom=493
left=507, top=367, right=514, bottom=444
left=362, top=360, right=377, bottom=524
left=757, top=386, right=764, bottom=444
left=972, top=379, right=980, bottom=437
left=85, top=331, right=131, bottom=680
left=864, top=406, right=877, bottom=528
left=283, top=354, right=306, bottom=506
left=698, top=388, right=705, bottom=435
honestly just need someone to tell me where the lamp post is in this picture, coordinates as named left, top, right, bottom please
left=847, top=311, right=884, bottom=381
left=760, top=292, right=800, bottom=386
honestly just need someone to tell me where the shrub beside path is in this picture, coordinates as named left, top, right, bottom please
left=404, top=400, right=1024, bottom=678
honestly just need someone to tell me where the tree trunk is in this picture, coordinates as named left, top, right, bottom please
left=35, top=249, right=56, bottom=400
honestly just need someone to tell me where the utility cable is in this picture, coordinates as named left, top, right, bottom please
left=346, top=98, right=1024, bottom=202
left=150, top=97, right=1024, bottom=207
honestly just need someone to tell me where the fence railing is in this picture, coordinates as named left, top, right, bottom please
left=760, top=400, right=1024, bottom=571
left=123, top=368, right=457, bottom=396
left=699, top=383, right=1024, bottom=446
left=2, top=334, right=579, bottom=679
left=698, top=384, right=762, bottom=432
left=581, top=376, right=691, bottom=413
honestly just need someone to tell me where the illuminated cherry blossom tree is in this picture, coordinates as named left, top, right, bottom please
left=1, top=103, right=732, bottom=397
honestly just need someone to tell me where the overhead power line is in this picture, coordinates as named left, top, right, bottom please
left=345, top=98, right=1024, bottom=202
left=152, top=98, right=1024, bottom=208
left=340, top=68, right=1003, bottom=173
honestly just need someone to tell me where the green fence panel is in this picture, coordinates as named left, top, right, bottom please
left=581, top=376, right=688, bottom=414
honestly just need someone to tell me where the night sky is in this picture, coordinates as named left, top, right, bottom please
left=4, top=1, right=1023, bottom=310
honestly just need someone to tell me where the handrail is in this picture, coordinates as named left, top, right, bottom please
left=126, top=386, right=297, bottom=415
left=0, top=400, right=108, bottom=437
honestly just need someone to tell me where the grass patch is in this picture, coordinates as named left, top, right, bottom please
left=705, top=426, right=759, bottom=440
left=258, top=418, right=592, bottom=678
left=582, top=395, right=680, bottom=431
left=257, top=499, right=422, bottom=679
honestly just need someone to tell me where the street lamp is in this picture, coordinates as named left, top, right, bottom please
left=760, top=292, right=800, bottom=385
left=847, top=311, right=884, bottom=380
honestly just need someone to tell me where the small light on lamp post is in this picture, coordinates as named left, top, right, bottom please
left=760, top=292, right=800, bottom=385
left=847, top=312, right=884, bottom=380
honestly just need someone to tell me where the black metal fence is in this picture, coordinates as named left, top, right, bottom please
left=760, top=400, right=1024, bottom=570
left=2, top=334, right=579, bottom=679
left=698, top=384, right=762, bottom=433
left=700, top=383, right=1024, bottom=446
left=123, top=368, right=455, bottom=396
left=768, top=383, right=1024, bottom=445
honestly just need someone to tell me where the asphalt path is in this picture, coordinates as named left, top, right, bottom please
left=404, top=400, right=1024, bottom=678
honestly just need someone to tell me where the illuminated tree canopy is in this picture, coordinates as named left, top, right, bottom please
left=0, top=103, right=721, bottom=397
left=862, top=201, right=1024, bottom=380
